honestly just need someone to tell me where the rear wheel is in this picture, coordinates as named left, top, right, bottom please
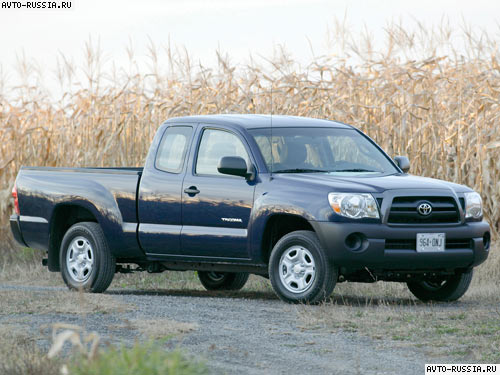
left=60, top=222, right=115, bottom=293
left=198, top=271, right=249, bottom=291
left=269, top=230, right=337, bottom=304
left=407, top=270, right=473, bottom=302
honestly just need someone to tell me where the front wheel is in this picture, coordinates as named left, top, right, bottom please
left=269, top=230, right=337, bottom=304
left=60, top=222, right=115, bottom=293
left=407, top=270, right=473, bottom=302
left=198, top=271, right=249, bottom=291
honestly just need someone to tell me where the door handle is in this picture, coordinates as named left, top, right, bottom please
left=184, top=186, right=200, bottom=196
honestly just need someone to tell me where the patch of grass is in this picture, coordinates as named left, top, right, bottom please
left=113, top=270, right=203, bottom=291
left=297, top=282, right=500, bottom=362
left=68, top=341, right=206, bottom=375
left=0, top=289, right=132, bottom=315
left=16, top=247, right=41, bottom=262
left=0, top=259, right=62, bottom=286
left=1, top=324, right=204, bottom=375
left=0, top=324, right=61, bottom=375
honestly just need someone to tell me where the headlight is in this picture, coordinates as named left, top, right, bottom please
left=464, top=192, right=482, bottom=219
left=328, top=193, right=380, bottom=219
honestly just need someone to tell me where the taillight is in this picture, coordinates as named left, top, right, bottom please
left=12, top=185, right=20, bottom=215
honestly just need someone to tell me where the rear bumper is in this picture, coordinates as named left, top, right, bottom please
left=310, top=220, right=490, bottom=270
left=10, top=214, right=27, bottom=247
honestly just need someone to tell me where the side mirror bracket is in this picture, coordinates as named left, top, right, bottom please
left=246, top=163, right=256, bottom=181
left=394, top=156, right=410, bottom=173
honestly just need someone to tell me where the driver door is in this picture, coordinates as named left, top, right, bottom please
left=181, top=126, right=256, bottom=259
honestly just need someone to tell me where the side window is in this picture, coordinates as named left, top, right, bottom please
left=155, top=126, right=193, bottom=173
left=196, top=129, right=249, bottom=176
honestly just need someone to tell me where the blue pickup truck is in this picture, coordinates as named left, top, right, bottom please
left=10, top=115, right=490, bottom=303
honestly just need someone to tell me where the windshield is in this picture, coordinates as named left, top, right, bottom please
left=249, top=127, right=398, bottom=175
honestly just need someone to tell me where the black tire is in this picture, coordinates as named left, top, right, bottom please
left=268, top=230, right=337, bottom=304
left=60, top=222, right=115, bottom=293
left=407, top=270, right=473, bottom=302
left=198, top=271, right=249, bottom=291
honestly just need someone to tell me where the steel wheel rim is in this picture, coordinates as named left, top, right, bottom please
left=278, top=245, right=316, bottom=294
left=422, top=280, right=446, bottom=290
left=206, top=271, right=225, bottom=282
left=66, top=236, right=94, bottom=283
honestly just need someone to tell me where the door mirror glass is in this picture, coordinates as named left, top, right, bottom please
left=217, top=156, right=249, bottom=178
left=394, top=156, right=410, bottom=173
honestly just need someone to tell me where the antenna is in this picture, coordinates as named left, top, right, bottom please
left=270, top=82, right=273, bottom=179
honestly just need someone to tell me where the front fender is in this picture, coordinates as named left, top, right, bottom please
left=248, top=183, right=330, bottom=262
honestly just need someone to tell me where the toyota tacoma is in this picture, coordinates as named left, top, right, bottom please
left=10, top=115, right=491, bottom=303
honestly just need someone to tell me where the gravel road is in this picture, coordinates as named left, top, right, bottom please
left=1, top=284, right=435, bottom=374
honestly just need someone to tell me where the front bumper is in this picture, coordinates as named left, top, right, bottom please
left=10, top=214, right=27, bottom=247
left=310, top=220, right=490, bottom=270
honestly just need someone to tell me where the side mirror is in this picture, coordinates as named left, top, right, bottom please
left=394, top=156, right=410, bottom=173
left=218, top=156, right=254, bottom=180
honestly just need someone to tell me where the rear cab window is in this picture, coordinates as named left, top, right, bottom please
left=155, top=126, right=193, bottom=173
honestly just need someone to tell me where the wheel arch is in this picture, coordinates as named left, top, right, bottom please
left=47, top=203, right=99, bottom=272
left=260, top=214, right=315, bottom=264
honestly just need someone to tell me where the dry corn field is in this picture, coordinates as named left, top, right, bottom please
left=0, top=27, right=499, bottom=256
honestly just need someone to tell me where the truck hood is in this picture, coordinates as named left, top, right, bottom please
left=275, top=173, right=471, bottom=194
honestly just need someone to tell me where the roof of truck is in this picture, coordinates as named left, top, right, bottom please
left=164, top=114, right=353, bottom=129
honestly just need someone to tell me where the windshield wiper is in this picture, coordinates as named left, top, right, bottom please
left=273, top=168, right=328, bottom=173
left=330, top=168, right=380, bottom=173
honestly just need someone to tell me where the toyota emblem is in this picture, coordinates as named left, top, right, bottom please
left=417, top=202, right=432, bottom=216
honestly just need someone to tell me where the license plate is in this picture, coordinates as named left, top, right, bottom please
left=416, top=233, right=445, bottom=252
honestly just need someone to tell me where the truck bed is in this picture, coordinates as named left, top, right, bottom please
left=13, top=166, right=144, bottom=260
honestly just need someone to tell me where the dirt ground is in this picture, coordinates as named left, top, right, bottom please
left=1, top=261, right=499, bottom=374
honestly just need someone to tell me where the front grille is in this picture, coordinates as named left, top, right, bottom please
left=385, top=238, right=472, bottom=250
left=387, top=196, right=460, bottom=224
